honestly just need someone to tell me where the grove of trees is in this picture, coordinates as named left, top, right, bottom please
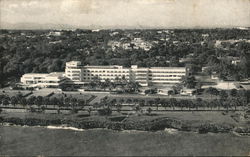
left=0, top=29, right=250, bottom=87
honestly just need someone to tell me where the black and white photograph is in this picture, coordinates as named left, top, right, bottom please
left=0, top=0, right=250, bottom=156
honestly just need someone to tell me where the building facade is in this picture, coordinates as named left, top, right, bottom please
left=20, top=72, right=67, bottom=88
left=65, top=61, right=186, bottom=86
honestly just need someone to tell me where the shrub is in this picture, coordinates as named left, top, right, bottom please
left=98, top=107, right=112, bottom=116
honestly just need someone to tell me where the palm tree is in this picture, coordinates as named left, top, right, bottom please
left=205, top=87, right=219, bottom=99
left=27, top=96, right=36, bottom=108
left=161, top=100, right=169, bottom=110
left=64, top=97, right=70, bottom=109
left=196, top=98, right=203, bottom=110
left=230, top=89, right=238, bottom=97
left=20, top=97, right=27, bottom=108
left=2, top=98, right=9, bottom=106
left=139, top=99, right=145, bottom=107
left=219, top=90, right=228, bottom=102
left=35, top=96, right=43, bottom=109
left=50, top=97, right=59, bottom=108
left=110, top=99, right=117, bottom=107
left=223, top=101, right=230, bottom=111
left=134, top=104, right=141, bottom=114
left=148, top=100, right=154, bottom=107
left=119, top=98, right=124, bottom=104
left=116, top=103, right=122, bottom=113
left=10, top=96, right=18, bottom=107
left=154, top=98, right=161, bottom=111
left=169, top=98, right=177, bottom=110
left=133, top=98, right=139, bottom=104
left=179, top=99, right=188, bottom=111
left=126, top=98, right=132, bottom=104
left=100, top=96, right=108, bottom=108
left=78, top=99, right=86, bottom=109
left=70, top=97, right=78, bottom=110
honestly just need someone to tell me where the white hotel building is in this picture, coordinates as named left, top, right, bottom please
left=65, top=61, right=187, bottom=86
left=21, top=61, right=186, bottom=87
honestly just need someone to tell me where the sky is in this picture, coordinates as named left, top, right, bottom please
left=0, top=0, right=250, bottom=29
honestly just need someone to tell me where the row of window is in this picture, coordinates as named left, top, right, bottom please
left=82, top=70, right=129, bottom=73
left=83, top=74, right=128, bottom=77
left=83, top=77, right=127, bottom=80
left=149, top=75, right=184, bottom=77
left=149, top=71, right=186, bottom=73
left=151, top=79, right=181, bottom=81
left=67, top=70, right=185, bottom=74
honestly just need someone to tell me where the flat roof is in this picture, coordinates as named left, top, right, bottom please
left=84, top=65, right=124, bottom=69
left=23, top=73, right=48, bottom=76
left=22, top=72, right=65, bottom=78
left=240, top=84, right=250, bottom=90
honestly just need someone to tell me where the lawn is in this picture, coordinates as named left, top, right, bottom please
left=1, top=125, right=249, bottom=156
left=0, top=89, right=31, bottom=97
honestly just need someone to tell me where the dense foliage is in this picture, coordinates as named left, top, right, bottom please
left=0, top=29, right=250, bottom=86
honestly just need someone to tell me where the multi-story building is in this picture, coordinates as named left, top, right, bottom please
left=65, top=61, right=186, bottom=86
left=20, top=72, right=67, bottom=88
left=21, top=61, right=186, bottom=88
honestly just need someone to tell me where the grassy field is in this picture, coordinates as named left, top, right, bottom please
left=1, top=110, right=242, bottom=126
left=0, top=89, right=31, bottom=97
left=0, top=125, right=249, bottom=156
left=50, top=92, right=93, bottom=100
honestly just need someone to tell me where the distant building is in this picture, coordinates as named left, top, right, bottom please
left=211, top=72, right=219, bottom=80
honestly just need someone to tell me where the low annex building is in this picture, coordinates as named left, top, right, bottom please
left=20, top=72, right=67, bottom=88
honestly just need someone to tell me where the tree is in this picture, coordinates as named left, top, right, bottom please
left=219, top=90, right=228, bottom=101
left=147, top=107, right=152, bottom=115
left=139, top=99, right=145, bottom=107
left=230, top=89, right=238, bottom=97
left=126, top=98, right=132, bottom=104
left=182, top=76, right=196, bottom=89
left=205, top=87, right=219, bottom=99
left=134, top=104, right=141, bottom=113
left=154, top=98, right=161, bottom=111
left=98, top=107, right=112, bottom=116
left=77, top=99, right=86, bottom=108
left=87, top=107, right=92, bottom=116
left=119, top=98, right=124, bottom=104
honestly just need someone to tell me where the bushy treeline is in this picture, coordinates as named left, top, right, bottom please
left=0, top=89, right=249, bottom=114
left=0, top=29, right=250, bottom=86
